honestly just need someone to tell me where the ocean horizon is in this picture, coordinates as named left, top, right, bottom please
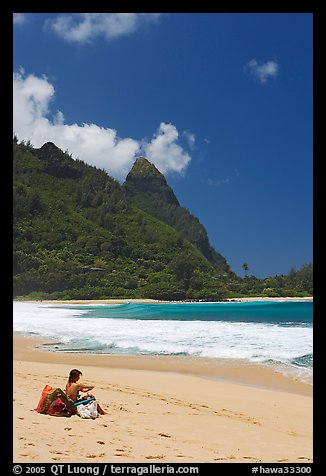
left=13, top=300, right=313, bottom=384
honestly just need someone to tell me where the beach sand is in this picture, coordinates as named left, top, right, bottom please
left=13, top=333, right=313, bottom=464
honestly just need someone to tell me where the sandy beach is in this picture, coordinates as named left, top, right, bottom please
left=13, top=332, right=313, bottom=464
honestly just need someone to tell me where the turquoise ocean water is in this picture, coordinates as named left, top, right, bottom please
left=13, top=300, right=313, bottom=383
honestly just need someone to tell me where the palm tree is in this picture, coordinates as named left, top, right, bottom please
left=242, top=262, right=249, bottom=277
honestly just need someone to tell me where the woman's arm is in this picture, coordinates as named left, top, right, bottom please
left=78, top=383, right=94, bottom=392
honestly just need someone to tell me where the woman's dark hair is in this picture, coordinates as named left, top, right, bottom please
left=68, top=369, right=82, bottom=383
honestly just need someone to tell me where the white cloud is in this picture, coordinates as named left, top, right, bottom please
left=13, top=71, right=191, bottom=181
left=246, top=59, right=279, bottom=84
left=13, top=13, right=27, bottom=25
left=143, top=123, right=191, bottom=175
left=46, top=13, right=161, bottom=43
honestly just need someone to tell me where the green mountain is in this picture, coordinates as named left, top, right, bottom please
left=123, top=157, right=230, bottom=271
left=13, top=141, right=232, bottom=301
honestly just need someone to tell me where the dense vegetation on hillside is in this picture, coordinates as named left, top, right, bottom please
left=123, top=157, right=228, bottom=269
left=13, top=140, right=313, bottom=300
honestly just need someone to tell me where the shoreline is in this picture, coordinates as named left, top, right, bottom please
left=15, top=296, right=313, bottom=305
left=13, top=333, right=312, bottom=396
left=13, top=299, right=313, bottom=390
left=13, top=334, right=313, bottom=463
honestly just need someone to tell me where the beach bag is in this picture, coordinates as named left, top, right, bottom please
left=76, top=400, right=98, bottom=419
left=35, top=385, right=55, bottom=413
left=47, top=397, right=66, bottom=415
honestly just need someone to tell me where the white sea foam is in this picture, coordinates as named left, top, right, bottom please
left=13, top=301, right=313, bottom=382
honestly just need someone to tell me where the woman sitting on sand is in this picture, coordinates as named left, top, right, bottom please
left=65, top=369, right=106, bottom=415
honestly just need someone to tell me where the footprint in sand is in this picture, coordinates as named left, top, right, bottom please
left=145, top=455, right=165, bottom=460
left=214, top=455, right=236, bottom=460
left=114, top=450, right=130, bottom=457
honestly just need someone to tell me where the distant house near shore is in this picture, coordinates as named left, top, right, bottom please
left=79, top=266, right=106, bottom=272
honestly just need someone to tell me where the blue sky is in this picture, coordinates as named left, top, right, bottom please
left=13, top=13, right=313, bottom=278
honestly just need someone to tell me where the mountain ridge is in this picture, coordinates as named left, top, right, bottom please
left=13, top=140, right=312, bottom=299
left=13, top=140, right=232, bottom=300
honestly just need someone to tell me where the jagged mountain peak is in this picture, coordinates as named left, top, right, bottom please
left=129, top=157, right=163, bottom=178
left=123, top=157, right=180, bottom=206
left=33, top=142, right=81, bottom=179
left=40, top=141, right=60, bottom=151
left=37, top=142, right=66, bottom=157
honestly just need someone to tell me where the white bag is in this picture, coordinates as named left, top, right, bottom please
left=76, top=400, right=98, bottom=419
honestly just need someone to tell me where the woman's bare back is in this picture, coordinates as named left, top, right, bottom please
left=65, top=382, right=79, bottom=402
